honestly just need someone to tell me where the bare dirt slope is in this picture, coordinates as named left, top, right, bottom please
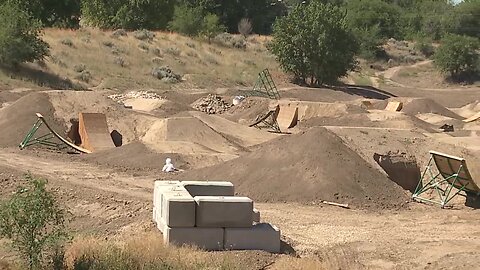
left=176, top=127, right=409, bottom=209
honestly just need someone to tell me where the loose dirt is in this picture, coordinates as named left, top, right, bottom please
left=176, top=127, right=409, bottom=209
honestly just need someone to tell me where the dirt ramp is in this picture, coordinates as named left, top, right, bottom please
left=373, top=152, right=420, bottom=193
left=0, top=92, right=64, bottom=147
left=400, top=98, right=463, bottom=120
left=177, top=127, right=409, bottom=209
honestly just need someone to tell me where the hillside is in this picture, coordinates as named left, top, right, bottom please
left=0, top=29, right=284, bottom=91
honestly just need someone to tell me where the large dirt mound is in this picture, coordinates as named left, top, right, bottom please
left=400, top=98, right=463, bottom=119
left=177, top=127, right=409, bottom=209
left=0, top=92, right=64, bottom=147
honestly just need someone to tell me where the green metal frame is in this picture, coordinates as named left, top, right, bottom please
left=19, top=118, right=67, bottom=151
left=412, top=155, right=469, bottom=208
left=249, top=69, right=280, bottom=100
left=249, top=110, right=281, bottom=133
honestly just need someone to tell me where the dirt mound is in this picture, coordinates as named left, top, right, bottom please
left=373, top=151, right=420, bottom=193
left=399, top=98, right=463, bottom=120
left=0, top=92, right=64, bottom=147
left=177, top=127, right=409, bottom=209
left=80, top=141, right=187, bottom=173
left=191, top=94, right=232, bottom=114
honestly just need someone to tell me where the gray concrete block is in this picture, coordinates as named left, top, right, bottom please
left=163, top=226, right=224, bottom=251
left=155, top=185, right=189, bottom=220
left=224, top=223, right=281, bottom=253
left=153, top=180, right=181, bottom=205
left=194, top=196, right=253, bottom=227
left=253, top=208, right=260, bottom=223
left=162, top=190, right=195, bottom=227
left=182, top=181, right=234, bottom=197
left=156, top=213, right=166, bottom=233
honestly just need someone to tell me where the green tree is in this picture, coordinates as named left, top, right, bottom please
left=0, top=2, right=49, bottom=67
left=452, top=0, right=480, bottom=38
left=201, top=14, right=226, bottom=43
left=0, top=174, right=67, bottom=270
left=434, top=34, right=479, bottom=81
left=0, top=0, right=81, bottom=28
left=168, top=5, right=204, bottom=36
left=269, top=1, right=358, bottom=85
left=81, top=0, right=174, bottom=29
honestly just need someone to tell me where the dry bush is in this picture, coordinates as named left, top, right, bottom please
left=138, top=43, right=149, bottom=51
left=133, top=29, right=155, bottom=41
left=270, top=256, right=326, bottom=270
left=113, top=56, right=127, bottom=67
left=165, top=47, right=181, bottom=56
left=102, top=40, right=115, bottom=48
left=238, top=18, right=253, bottom=37
left=60, top=38, right=74, bottom=47
left=63, top=233, right=239, bottom=270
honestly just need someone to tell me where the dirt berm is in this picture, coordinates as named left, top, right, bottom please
left=177, top=127, right=409, bottom=209
left=0, top=92, right=64, bottom=147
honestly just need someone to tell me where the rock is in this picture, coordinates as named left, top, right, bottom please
left=191, top=94, right=233, bottom=114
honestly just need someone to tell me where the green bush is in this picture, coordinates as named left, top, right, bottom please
left=0, top=174, right=67, bottom=270
left=0, top=2, right=49, bottom=67
left=269, top=1, right=358, bottom=85
left=414, top=38, right=435, bottom=58
left=168, top=5, right=204, bottom=36
left=434, top=34, right=479, bottom=81
left=201, top=14, right=226, bottom=43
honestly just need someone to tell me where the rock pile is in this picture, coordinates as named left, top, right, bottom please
left=108, top=91, right=164, bottom=104
left=151, top=66, right=182, bottom=83
left=192, top=94, right=232, bottom=114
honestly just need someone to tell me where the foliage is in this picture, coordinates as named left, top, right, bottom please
left=0, top=0, right=81, bottom=28
left=0, top=174, right=67, bottom=270
left=81, top=0, right=174, bottom=30
left=269, top=1, right=358, bottom=85
left=434, top=34, right=479, bottom=80
left=414, top=37, right=435, bottom=58
left=168, top=5, right=204, bottom=36
left=0, top=2, right=49, bottom=67
left=238, top=18, right=253, bottom=37
left=201, top=14, right=226, bottom=43
left=451, top=0, right=480, bottom=38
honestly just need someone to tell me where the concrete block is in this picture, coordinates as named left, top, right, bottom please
left=182, top=181, right=234, bottom=197
left=253, top=208, right=260, bottom=223
left=155, top=184, right=188, bottom=220
left=224, top=223, right=281, bottom=253
left=163, top=226, right=224, bottom=251
left=153, top=181, right=181, bottom=205
left=194, top=196, right=253, bottom=227
left=156, top=214, right=166, bottom=233
left=162, top=190, right=195, bottom=227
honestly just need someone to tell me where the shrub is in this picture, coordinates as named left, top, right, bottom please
left=164, top=47, right=180, bottom=56
left=60, top=39, right=74, bottom=47
left=0, top=174, right=67, bottom=270
left=113, top=56, right=127, bottom=67
left=138, top=43, right=149, bottom=51
left=414, top=38, right=435, bottom=58
left=151, top=66, right=181, bottom=83
left=238, top=18, right=253, bottom=37
left=151, top=57, right=163, bottom=64
left=201, top=14, right=226, bottom=43
left=133, top=29, right=155, bottom=41
left=168, top=5, right=203, bottom=36
left=213, top=33, right=246, bottom=49
left=111, top=29, right=127, bottom=38
left=152, top=47, right=162, bottom=56
left=434, top=34, right=479, bottom=81
left=269, top=1, right=358, bottom=85
left=102, top=40, right=115, bottom=48
left=75, top=70, right=92, bottom=83
left=73, top=64, right=86, bottom=73
left=0, top=2, right=49, bottom=66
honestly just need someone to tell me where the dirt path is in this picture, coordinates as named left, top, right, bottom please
left=1, top=150, right=480, bottom=269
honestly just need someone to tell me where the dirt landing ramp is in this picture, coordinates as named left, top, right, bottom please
left=79, top=113, right=115, bottom=152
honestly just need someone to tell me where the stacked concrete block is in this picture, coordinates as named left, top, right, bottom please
left=152, top=180, right=280, bottom=253
left=194, top=196, right=253, bottom=227
left=181, top=181, right=234, bottom=196
left=224, top=223, right=281, bottom=253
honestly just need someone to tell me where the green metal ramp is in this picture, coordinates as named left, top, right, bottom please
left=19, top=113, right=91, bottom=153
left=412, top=151, right=480, bottom=208
left=249, top=69, right=280, bottom=100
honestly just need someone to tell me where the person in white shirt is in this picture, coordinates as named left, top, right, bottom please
left=162, top=158, right=176, bottom=172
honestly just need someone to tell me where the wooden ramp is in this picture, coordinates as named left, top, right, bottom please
left=385, top=101, right=403, bottom=112
left=79, top=113, right=115, bottom=152
left=277, top=105, right=298, bottom=131
left=463, top=112, right=480, bottom=123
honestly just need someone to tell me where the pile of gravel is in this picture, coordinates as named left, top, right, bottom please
left=191, top=94, right=232, bottom=114
left=108, top=91, right=164, bottom=104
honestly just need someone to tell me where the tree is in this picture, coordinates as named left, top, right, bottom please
left=81, top=0, right=174, bottom=29
left=434, top=34, right=479, bottom=81
left=168, top=5, right=204, bottom=36
left=0, top=174, right=67, bottom=270
left=452, top=0, right=480, bottom=38
left=238, top=18, right=253, bottom=37
left=0, top=2, right=49, bottom=67
left=201, top=14, right=226, bottom=43
left=269, top=1, right=358, bottom=85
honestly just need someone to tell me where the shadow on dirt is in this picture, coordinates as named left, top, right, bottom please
left=328, top=84, right=397, bottom=100
left=0, top=63, right=83, bottom=90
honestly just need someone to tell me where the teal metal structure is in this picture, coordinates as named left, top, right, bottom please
left=250, top=69, right=280, bottom=100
